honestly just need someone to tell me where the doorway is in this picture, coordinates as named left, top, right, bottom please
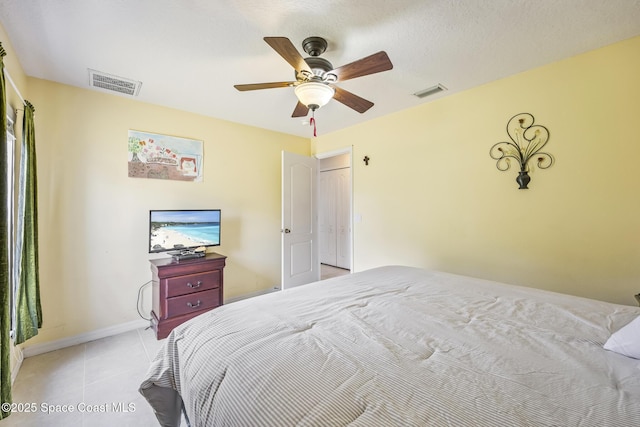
left=317, top=149, right=352, bottom=279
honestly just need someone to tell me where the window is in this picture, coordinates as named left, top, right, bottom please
left=5, top=108, right=16, bottom=335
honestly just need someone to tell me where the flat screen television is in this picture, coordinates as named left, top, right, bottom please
left=149, top=209, right=221, bottom=254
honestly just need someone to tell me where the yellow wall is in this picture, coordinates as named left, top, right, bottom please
left=313, top=36, right=640, bottom=306
left=21, top=78, right=308, bottom=346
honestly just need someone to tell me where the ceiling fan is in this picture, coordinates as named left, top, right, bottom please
left=234, top=36, right=393, bottom=118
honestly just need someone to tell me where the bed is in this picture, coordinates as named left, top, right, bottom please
left=139, top=266, right=640, bottom=426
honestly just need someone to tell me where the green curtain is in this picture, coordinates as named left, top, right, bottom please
left=14, top=100, right=41, bottom=345
left=0, top=42, right=12, bottom=420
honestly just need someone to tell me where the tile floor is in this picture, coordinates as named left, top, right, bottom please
left=4, top=327, right=180, bottom=427
left=320, top=264, right=350, bottom=279
left=4, top=270, right=350, bottom=426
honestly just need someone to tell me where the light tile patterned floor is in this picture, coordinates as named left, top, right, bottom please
left=4, top=327, right=181, bottom=427
left=320, top=264, right=350, bottom=279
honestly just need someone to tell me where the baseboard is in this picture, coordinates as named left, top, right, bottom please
left=21, top=319, right=150, bottom=358
left=19, top=288, right=280, bottom=359
left=11, top=347, right=23, bottom=385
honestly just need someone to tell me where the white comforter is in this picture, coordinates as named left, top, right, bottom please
left=140, top=266, right=640, bottom=426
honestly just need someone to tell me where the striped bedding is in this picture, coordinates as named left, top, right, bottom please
left=139, top=266, right=640, bottom=426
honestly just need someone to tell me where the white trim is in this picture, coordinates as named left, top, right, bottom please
left=19, top=285, right=282, bottom=359
left=18, top=286, right=282, bottom=360
left=314, top=146, right=352, bottom=160
left=10, top=347, right=23, bottom=385
left=16, top=286, right=282, bottom=359
left=20, top=319, right=149, bottom=358
left=6, top=109, right=17, bottom=335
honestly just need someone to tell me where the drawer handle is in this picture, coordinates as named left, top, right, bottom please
left=187, top=281, right=202, bottom=289
left=187, top=300, right=202, bottom=309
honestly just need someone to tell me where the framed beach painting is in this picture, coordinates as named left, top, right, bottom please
left=128, top=130, right=203, bottom=182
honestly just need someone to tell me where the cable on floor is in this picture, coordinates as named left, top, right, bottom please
left=137, top=280, right=152, bottom=321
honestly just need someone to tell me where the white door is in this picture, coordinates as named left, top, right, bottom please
left=319, top=168, right=351, bottom=269
left=281, top=151, right=319, bottom=289
left=335, top=168, right=351, bottom=269
left=319, top=170, right=337, bottom=265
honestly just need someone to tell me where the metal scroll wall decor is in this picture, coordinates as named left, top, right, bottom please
left=490, top=113, right=554, bottom=189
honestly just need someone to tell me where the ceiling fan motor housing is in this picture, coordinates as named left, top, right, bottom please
left=301, top=57, right=334, bottom=81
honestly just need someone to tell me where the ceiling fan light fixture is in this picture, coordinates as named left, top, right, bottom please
left=294, top=82, right=335, bottom=110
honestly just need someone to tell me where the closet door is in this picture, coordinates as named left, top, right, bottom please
left=335, top=168, right=351, bottom=269
left=319, top=170, right=337, bottom=265
left=320, top=168, right=351, bottom=269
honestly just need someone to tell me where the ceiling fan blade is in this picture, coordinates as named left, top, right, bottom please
left=332, top=86, right=374, bottom=114
left=234, top=81, right=295, bottom=91
left=291, top=101, right=309, bottom=118
left=264, top=37, right=312, bottom=73
left=330, top=51, right=393, bottom=82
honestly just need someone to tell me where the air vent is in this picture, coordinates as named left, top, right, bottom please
left=413, top=84, right=447, bottom=99
left=88, top=69, right=142, bottom=96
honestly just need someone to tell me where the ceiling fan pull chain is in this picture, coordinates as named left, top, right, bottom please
left=310, top=111, right=317, bottom=137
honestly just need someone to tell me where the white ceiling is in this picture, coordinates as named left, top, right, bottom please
left=1, top=0, right=639, bottom=138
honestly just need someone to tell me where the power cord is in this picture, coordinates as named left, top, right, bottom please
left=137, top=280, right=152, bottom=321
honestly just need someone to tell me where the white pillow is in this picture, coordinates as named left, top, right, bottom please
left=604, top=315, right=640, bottom=359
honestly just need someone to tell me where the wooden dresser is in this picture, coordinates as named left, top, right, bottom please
left=150, top=252, right=226, bottom=339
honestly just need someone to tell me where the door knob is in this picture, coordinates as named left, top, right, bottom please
left=282, top=228, right=291, bottom=233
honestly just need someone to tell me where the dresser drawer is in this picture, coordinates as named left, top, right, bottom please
left=164, top=270, right=220, bottom=298
left=165, top=289, right=220, bottom=318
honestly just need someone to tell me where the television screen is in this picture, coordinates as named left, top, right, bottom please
left=149, top=209, right=221, bottom=253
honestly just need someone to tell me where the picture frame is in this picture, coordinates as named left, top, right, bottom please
left=128, top=130, right=203, bottom=182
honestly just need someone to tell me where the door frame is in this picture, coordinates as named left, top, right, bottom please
left=315, top=146, right=354, bottom=273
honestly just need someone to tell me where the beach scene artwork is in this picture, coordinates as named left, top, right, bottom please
left=128, top=130, right=203, bottom=182
left=150, top=210, right=221, bottom=253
